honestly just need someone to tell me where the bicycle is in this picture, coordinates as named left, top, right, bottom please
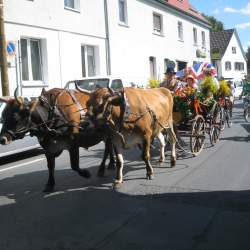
left=218, top=97, right=233, bottom=130
left=243, top=95, right=250, bottom=122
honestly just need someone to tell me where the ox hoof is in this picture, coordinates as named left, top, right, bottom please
left=171, top=160, right=176, bottom=167
left=43, top=184, right=55, bottom=193
left=78, top=169, right=91, bottom=178
left=159, top=158, right=165, bottom=164
left=107, top=162, right=116, bottom=170
left=146, top=173, right=154, bottom=180
left=112, top=181, right=122, bottom=190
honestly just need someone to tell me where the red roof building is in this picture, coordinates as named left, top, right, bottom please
left=164, top=0, right=209, bottom=25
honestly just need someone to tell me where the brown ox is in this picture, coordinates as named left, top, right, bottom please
left=86, top=87, right=176, bottom=188
left=0, top=88, right=115, bottom=192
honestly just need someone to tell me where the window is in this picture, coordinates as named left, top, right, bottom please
left=232, top=47, right=236, bottom=54
left=234, top=62, right=244, bottom=71
left=178, top=21, right=183, bottom=41
left=193, top=27, right=197, bottom=45
left=153, top=13, right=163, bottom=34
left=111, top=79, right=123, bottom=90
left=149, top=56, right=156, bottom=79
left=225, top=61, right=231, bottom=71
left=201, top=31, right=206, bottom=48
left=164, top=58, right=170, bottom=72
left=64, top=0, right=80, bottom=11
left=81, top=45, right=97, bottom=77
left=118, top=0, right=128, bottom=24
left=177, top=61, right=187, bottom=71
left=20, top=38, right=43, bottom=83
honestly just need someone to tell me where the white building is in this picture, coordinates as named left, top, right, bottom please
left=211, top=29, right=247, bottom=81
left=1, top=0, right=210, bottom=96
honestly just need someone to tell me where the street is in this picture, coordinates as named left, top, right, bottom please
left=1, top=101, right=250, bottom=250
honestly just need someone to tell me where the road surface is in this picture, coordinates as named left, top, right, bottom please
left=0, top=100, right=250, bottom=250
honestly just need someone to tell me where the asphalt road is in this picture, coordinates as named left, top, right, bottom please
left=1, top=100, right=250, bottom=250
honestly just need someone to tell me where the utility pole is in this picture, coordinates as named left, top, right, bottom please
left=0, top=0, right=9, bottom=96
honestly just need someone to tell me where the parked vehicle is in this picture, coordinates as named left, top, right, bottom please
left=64, top=76, right=125, bottom=91
left=0, top=98, right=40, bottom=158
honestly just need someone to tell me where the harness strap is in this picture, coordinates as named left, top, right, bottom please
left=67, top=90, right=86, bottom=121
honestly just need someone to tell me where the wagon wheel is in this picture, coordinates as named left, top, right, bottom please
left=219, top=106, right=226, bottom=131
left=190, top=115, right=205, bottom=156
left=209, top=102, right=221, bottom=146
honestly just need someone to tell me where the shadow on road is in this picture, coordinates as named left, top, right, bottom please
left=0, top=148, right=45, bottom=165
left=1, top=166, right=250, bottom=250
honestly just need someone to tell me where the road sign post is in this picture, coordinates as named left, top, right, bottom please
left=0, top=0, right=9, bottom=96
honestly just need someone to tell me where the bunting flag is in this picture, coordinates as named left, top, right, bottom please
left=176, top=62, right=217, bottom=80
left=190, top=62, right=217, bottom=80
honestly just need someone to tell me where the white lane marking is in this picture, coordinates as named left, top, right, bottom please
left=0, top=158, right=45, bottom=173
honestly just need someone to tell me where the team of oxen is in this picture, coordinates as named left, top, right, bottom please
left=0, top=86, right=176, bottom=191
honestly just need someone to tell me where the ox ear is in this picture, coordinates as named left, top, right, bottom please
left=41, top=87, right=46, bottom=96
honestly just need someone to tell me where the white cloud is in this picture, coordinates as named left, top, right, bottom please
left=236, top=22, right=250, bottom=29
left=212, top=9, right=220, bottom=14
left=241, top=3, right=250, bottom=14
left=224, top=7, right=238, bottom=13
left=224, top=2, right=250, bottom=15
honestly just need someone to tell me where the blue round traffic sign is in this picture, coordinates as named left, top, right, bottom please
left=7, top=41, right=15, bottom=56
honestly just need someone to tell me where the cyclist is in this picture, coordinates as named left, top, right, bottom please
left=240, top=79, right=250, bottom=99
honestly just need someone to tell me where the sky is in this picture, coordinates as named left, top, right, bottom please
left=189, top=0, right=250, bottom=51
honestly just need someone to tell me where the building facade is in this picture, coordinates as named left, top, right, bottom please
left=1, top=0, right=210, bottom=96
left=211, top=29, right=247, bottom=81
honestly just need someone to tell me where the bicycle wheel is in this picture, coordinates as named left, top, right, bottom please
left=224, top=109, right=232, bottom=127
left=209, top=102, right=221, bottom=146
left=219, top=107, right=226, bottom=131
left=244, top=104, right=250, bottom=122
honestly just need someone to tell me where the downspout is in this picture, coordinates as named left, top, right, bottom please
left=104, top=0, right=111, bottom=75
left=57, top=31, right=63, bottom=87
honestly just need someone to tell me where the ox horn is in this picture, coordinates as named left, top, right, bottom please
left=0, top=96, right=11, bottom=103
left=75, top=82, right=90, bottom=95
left=108, top=87, right=115, bottom=96
left=14, top=87, right=23, bottom=105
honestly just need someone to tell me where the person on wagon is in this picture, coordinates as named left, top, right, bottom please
left=186, top=74, right=198, bottom=89
left=160, top=66, right=179, bottom=92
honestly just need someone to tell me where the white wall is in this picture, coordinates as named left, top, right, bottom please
left=221, top=33, right=247, bottom=80
left=107, top=0, right=211, bottom=85
left=3, top=0, right=107, bottom=96
left=1, top=0, right=211, bottom=95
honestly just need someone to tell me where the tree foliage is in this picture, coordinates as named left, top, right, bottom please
left=202, top=14, right=224, bottom=31
left=246, top=47, right=250, bottom=75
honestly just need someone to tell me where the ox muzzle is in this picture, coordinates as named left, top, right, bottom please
left=0, top=133, right=12, bottom=145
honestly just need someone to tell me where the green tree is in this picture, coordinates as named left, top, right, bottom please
left=202, top=14, right=224, bottom=31
left=246, top=47, right=250, bottom=75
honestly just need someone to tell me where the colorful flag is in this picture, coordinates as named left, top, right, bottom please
left=176, top=62, right=217, bottom=81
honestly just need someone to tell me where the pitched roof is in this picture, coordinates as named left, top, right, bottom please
left=210, top=29, right=234, bottom=58
left=154, top=0, right=210, bottom=26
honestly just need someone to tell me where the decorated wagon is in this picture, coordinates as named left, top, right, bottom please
left=172, top=76, right=222, bottom=156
